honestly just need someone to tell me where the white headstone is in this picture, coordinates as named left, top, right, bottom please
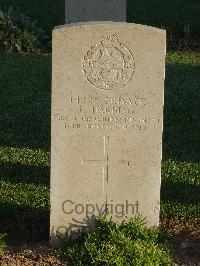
left=51, top=22, right=166, bottom=244
left=65, top=0, right=126, bottom=23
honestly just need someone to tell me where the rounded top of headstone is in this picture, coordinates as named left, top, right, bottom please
left=53, top=22, right=166, bottom=36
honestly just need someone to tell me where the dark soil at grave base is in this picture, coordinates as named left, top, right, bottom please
left=0, top=244, right=67, bottom=266
left=0, top=218, right=199, bottom=265
left=160, top=218, right=200, bottom=265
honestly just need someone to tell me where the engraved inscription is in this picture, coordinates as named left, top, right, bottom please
left=53, top=94, right=160, bottom=132
left=82, top=33, right=135, bottom=90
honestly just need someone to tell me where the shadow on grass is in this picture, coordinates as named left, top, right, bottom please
left=0, top=203, right=49, bottom=244
left=161, top=180, right=200, bottom=205
left=0, top=53, right=51, bottom=150
left=0, top=162, right=49, bottom=185
left=163, top=63, right=200, bottom=162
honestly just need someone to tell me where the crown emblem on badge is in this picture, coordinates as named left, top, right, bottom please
left=101, top=33, right=118, bottom=47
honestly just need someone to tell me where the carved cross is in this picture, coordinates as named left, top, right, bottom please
left=82, top=136, right=130, bottom=183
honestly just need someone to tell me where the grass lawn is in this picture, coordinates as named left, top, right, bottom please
left=0, top=51, right=199, bottom=245
left=0, top=0, right=200, bottom=34
left=0, top=51, right=199, bottom=263
left=0, top=54, right=51, bottom=243
left=162, top=52, right=200, bottom=220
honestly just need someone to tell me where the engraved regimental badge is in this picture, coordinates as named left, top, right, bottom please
left=82, top=33, right=135, bottom=90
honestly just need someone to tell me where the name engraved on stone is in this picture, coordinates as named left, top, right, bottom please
left=82, top=33, right=135, bottom=90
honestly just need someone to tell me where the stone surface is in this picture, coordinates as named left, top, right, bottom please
left=65, top=0, right=126, bottom=23
left=51, top=22, right=166, bottom=243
